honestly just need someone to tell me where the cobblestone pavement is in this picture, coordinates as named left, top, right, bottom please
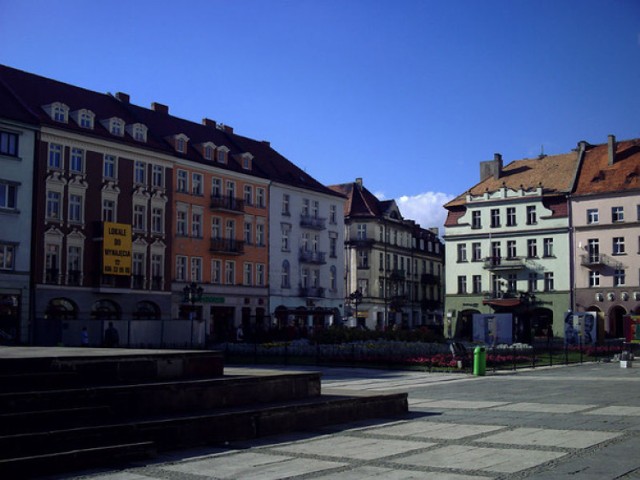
left=62, top=362, right=640, bottom=480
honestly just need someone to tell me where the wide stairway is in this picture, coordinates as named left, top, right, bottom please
left=0, top=347, right=408, bottom=478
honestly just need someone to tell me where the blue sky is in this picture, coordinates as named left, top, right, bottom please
left=1, top=0, right=639, bottom=231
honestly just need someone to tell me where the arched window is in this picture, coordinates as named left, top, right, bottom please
left=45, top=298, right=78, bottom=320
left=133, top=301, right=160, bottom=320
left=91, top=299, right=121, bottom=320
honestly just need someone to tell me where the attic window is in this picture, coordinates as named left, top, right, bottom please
left=101, top=117, right=125, bottom=136
left=126, top=123, right=147, bottom=142
left=71, top=109, right=95, bottom=129
left=200, top=142, right=216, bottom=161
left=241, top=153, right=253, bottom=170
left=43, top=102, right=69, bottom=123
left=217, top=146, right=229, bottom=164
left=168, top=134, right=189, bottom=154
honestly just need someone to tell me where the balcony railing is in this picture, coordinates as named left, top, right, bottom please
left=132, top=274, right=145, bottom=289
left=67, top=270, right=82, bottom=286
left=299, top=214, right=326, bottom=230
left=210, top=237, right=244, bottom=255
left=45, top=268, right=59, bottom=284
left=389, top=269, right=406, bottom=282
left=151, top=276, right=163, bottom=290
left=580, top=253, right=623, bottom=269
left=299, top=286, right=325, bottom=298
left=483, top=256, right=526, bottom=271
left=210, top=195, right=245, bottom=214
left=299, top=249, right=327, bottom=264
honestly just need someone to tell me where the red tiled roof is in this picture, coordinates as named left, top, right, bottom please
left=573, top=138, right=640, bottom=195
left=328, top=182, right=385, bottom=217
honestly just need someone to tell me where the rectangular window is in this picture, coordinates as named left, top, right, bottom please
left=528, top=273, right=538, bottom=292
left=457, top=276, right=467, bottom=294
left=151, top=207, right=163, bottom=234
left=544, top=272, right=554, bottom=292
left=589, top=270, right=600, bottom=287
left=225, top=261, right=235, bottom=285
left=357, top=250, right=369, bottom=268
left=176, top=210, right=187, bottom=236
left=472, top=242, right=482, bottom=261
left=48, top=143, right=62, bottom=169
left=192, top=173, right=203, bottom=195
left=612, top=206, right=624, bottom=223
left=190, top=257, right=202, bottom=282
left=506, top=207, right=516, bottom=226
left=211, top=177, right=221, bottom=197
left=507, top=240, right=517, bottom=259
left=0, top=182, right=17, bottom=209
left=472, top=275, right=482, bottom=294
left=68, top=246, right=81, bottom=284
left=217, top=149, right=226, bottom=163
left=192, top=212, right=202, bottom=238
left=457, top=243, right=467, bottom=262
left=244, top=221, right=252, bottom=244
left=256, top=224, right=265, bottom=246
left=204, top=145, right=214, bottom=160
left=282, top=194, right=290, bottom=215
left=527, top=239, right=537, bottom=258
left=330, top=205, right=337, bottom=224
left=491, top=241, right=501, bottom=262
left=70, top=148, right=84, bottom=173
left=46, top=190, right=61, bottom=220
left=526, top=206, right=537, bottom=225
left=102, top=199, right=115, bottom=222
left=302, top=198, right=310, bottom=216
left=256, top=264, right=265, bottom=286
left=330, top=236, right=337, bottom=258
left=312, top=200, right=319, bottom=218
left=0, top=131, right=18, bottom=156
left=357, top=224, right=367, bottom=240
left=471, top=210, right=482, bottom=229
left=211, top=259, right=221, bottom=284
left=507, top=274, right=517, bottom=293
left=152, top=165, right=164, bottom=188
left=211, top=217, right=221, bottom=239
left=133, top=204, right=146, bottom=231
left=134, top=161, right=146, bottom=184
left=176, top=256, right=187, bottom=281
left=244, top=263, right=253, bottom=285
left=613, top=237, right=625, bottom=255
left=0, top=244, right=15, bottom=270
left=281, top=225, right=290, bottom=251
left=103, top=155, right=116, bottom=179
left=243, top=185, right=253, bottom=205
left=587, top=208, right=599, bottom=224
left=588, top=239, right=600, bottom=262
left=68, top=194, right=82, bottom=223
left=151, top=254, right=162, bottom=287
left=79, top=112, right=93, bottom=129
left=614, top=268, right=625, bottom=286
left=177, top=170, right=189, bottom=193
left=543, top=238, right=554, bottom=257
left=490, top=209, right=500, bottom=228
left=256, top=188, right=265, bottom=208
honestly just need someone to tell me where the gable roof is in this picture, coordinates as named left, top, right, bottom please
left=328, top=180, right=401, bottom=219
left=573, top=138, right=640, bottom=195
left=445, top=151, right=580, bottom=208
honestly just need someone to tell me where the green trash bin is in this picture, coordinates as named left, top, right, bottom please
left=473, top=346, right=486, bottom=376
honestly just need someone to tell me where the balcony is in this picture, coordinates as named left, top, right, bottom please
left=483, top=256, right=526, bottom=271
left=210, top=237, right=244, bottom=255
left=67, top=270, right=82, bottom=286
left=131, top=274, right=145, bottom=289
left=299, top=214, right=326, bottom=230
left=299, top=249, right=327, bottom=264
left=389, top=269, right=405, bottom=282
left=151, top=276, right=163, bottom=290
left=210, top=195, right=244, bottom=214
left=580, top=253, right=623, bottom=269
left=299, top=286, right=325, bottom=298
left=45, top=268, right=59, bottom=284
left=346, top=238, right=375, bottom=247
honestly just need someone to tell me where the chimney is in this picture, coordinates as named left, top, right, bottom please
left=355, top=177, right=363, bottom=189
left=151, top=102, right=169, bottom=114
left=224, top=125, right=234, bottom=134
left=480, top=153, right=503, bottom=181
left=608, top=134, right=616, bottom=165
left=115, top=92, right=130, bottom=104
left=202, top=118, right=217, bottom=128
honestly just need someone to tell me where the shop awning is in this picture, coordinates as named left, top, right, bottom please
left=482, top=298, right=522, bottom=308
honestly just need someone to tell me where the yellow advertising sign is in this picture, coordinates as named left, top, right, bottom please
left=103, top=222, right=132, bottom=275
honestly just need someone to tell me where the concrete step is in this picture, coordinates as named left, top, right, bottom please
left=0, top=405, right=114, bottom=435
left=0, top=441, right=156, bottom=478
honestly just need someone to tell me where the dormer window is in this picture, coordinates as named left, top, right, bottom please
left=217, top=146, right=229, bottom=164
left=101, top=117, right=125, bottom=136
left=167, top=134, right=189, bottom=154
left=126, top=123, right=147, bottom=142
left=71, top=109, right=95, bottom=129
left=43, top=102, right=69, bottom=123
left=200, top=142, right=217, bottom=161
left=240, top=153, right=253, bottom=170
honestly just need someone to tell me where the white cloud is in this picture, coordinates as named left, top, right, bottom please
left=396, top=191, right=455, bottom=234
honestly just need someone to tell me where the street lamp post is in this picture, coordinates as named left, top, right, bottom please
left=349, top=289, right=363, bottom=327
left=183, top=282, right=203, bottom=347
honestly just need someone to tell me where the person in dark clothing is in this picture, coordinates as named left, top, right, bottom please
left=104, top=322, right=119, bottom=347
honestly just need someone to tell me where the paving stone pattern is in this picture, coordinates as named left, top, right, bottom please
left=65, top=363, right=640, bottom=480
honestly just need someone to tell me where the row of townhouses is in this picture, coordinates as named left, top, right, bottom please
left=0, top=64, right=445, bottom=347
left=444, top=138, right=640, bottom=342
